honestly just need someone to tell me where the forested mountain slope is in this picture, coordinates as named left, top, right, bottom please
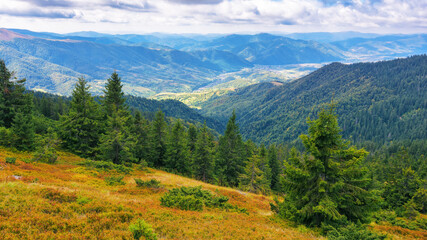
left=200, top=55, right=427, bottom=144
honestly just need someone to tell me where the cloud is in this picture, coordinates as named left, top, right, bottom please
left=105, top=0, right=154, bottom=12
left=0, top=9, right=76, bottom=19
left=19, top=0, right=76, bottom=7
left=166, top=0, right=224, bottom=4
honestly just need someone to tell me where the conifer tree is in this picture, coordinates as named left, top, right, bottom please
left=0, top=59, right=28, bottom=128
left=166, top=120, right=191, bottom=175
left=259, top=144, right=272, bottom=189
left=11, top=106, right=35, bottom=151
left=277, top=105, right=377, bottom=226
left=194, top=123, right=215, bottom=182
left=131, top=111, right=150, bottom=164
left=99, top=107, right=136, bottom=164
left=59, top=78, right=102, bottom=157
left=148, top=110, right=167, bottom=167
left=103, top=71, right=126, bottom=116
left=187, top=124, right=197, bottom=154
left=239, top=154, right=270, bottom=194
left=216, top=110, right=245, bottom=186
left=268, top=144, right=281, bottom=191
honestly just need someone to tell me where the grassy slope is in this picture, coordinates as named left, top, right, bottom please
left=1, top=148, right=425, bottom=239
left=0, top=147, right=322, bottom=240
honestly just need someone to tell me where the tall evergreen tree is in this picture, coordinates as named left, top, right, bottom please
left=187, top=124, right=197, bottom=154
left=59, top=78, right=102, bottom=157
left=239, top=154, right=270, bottom=194
left=216, top=110, right=245, bottom=187
left=11, top=106, right=35, bottom=151
left=193, top=123, right=215, bottom=182
left=258, top=144, right=272, bottom=189
left=276, top=105, right=377, bottom=226
left=148, top=110, right=168, bottom=167
left=103, top=71, right=126, bottom=116
left=268, top=144, right=281, bottom=191
left=130, top=111, right=150, bottom=164
left=0, top=59, right=27, bottom=128
left=166, top=120, right=191, bottom=175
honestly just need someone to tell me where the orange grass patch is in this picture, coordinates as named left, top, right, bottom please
left=0, top=147, right=324, bottom=239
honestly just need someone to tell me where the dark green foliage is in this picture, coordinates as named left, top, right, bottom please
left=59, top=78, right=103, bottom=158
left=11, top=107, right=35, bottom=151
left=148, top=110, right=167, bottom=168
left=104, top=176, right=126, bottom=186
left=187, top=124, right=197, bottom=153
left=277, top=105, right=377, bottom=227
left=134, top=178, right=161, bottom=188
left=268, top=144, right=281, bottom=191
left=326, top=222, right=386, bottom=240
left=5, top=157, right=16, bottom=164
left=193, top=123, right=215, bottom=182
left=78, top=160, right=132, bottom=174
left=239, top=154, right=270, bottom=194
left=103, top=71, right=126, bottom=116
left=32, top=128, right=59, bottom=164
left=129, top=219, right=157, bottom=240
left=166, top=120, right=191, bottom=175
left=216, top=110, right=245, bottom=186
left=160, top=186, right=245, bottom=212
left=130, top=111, right=150, bottom=164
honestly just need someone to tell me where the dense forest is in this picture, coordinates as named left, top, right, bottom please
left=201, top=55, right=427, bottom=147
left=0, top=58, right=426, bottom=239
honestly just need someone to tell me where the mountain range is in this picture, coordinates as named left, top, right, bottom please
left=1, top=28, right=425, bottom=97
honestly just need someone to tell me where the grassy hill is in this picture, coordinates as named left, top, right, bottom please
left=1, top=148, right=426, bottom=239
left=0, top=147, right=324, bottom=240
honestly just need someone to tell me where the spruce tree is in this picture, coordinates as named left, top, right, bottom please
left=187, top=124, right=197, bottom=154
left=130, top=111, right=150, bottom=164
left=193, top=123, right=215, bottom=182
left=239, top=154, right=270, bottom=194
left=59, top=78, right=102, bottom=157
left=11, top=106, right=35, bottom=151
left=268, top=144, right=281, bottom=191
left=277, top=105, right=377, bottom=226
left=103, top=71, right=126, bottom=116
left=216, top=110, right=245, bottom=186
left=148, top=110, right=167, bottom=167
left=166, top=120, right=191, bottom=175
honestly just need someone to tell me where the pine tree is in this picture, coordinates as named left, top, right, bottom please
left=59, top=78, right=102, bottom=157
left=103, top=71, right=126, bottom=116
left=216, top=110, right=245, bottom=187
left=277, top=105, right=377, bottom=226
left=187, top=124, right=197, bottom=154
left=130, top=111, right=150, bottom=164
left=0, top=59, right=28, bottom=128
left=148, top=110, right=167, bottom=167
left=268, top=144, right=281, bottom=191
left=11, top=106, right=35, bottom=151
left=99, top=108, right=136, bottom=164
left=259, top=144, right=272, bottom=190
left=193, top=123, right=215, bottom=182
left=239, top=154, right=270, bottom=194
left=166, top=120, right=191, bottom=176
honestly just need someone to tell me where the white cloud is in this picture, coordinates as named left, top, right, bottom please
left=0, top=0, right=425, bottom=33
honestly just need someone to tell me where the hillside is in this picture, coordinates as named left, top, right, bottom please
left=200, top=55, right=427, bottom=144
left=0, top=147, right=324, bottom=240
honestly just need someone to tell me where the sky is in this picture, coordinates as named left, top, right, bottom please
left=0, top=0, right=426, bottom=34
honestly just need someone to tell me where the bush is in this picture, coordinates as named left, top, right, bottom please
left=105, top=176, right=126, bottom=186
left=5, top=157, right=16, bottom=164
left=78, top=160, right=132, bottom=174
left=41, top=188, right=77, bottom=203
left=326, top=222, right=387, bottom=240
left=160, top=186, right=246, bottom=213
left=129, top=219, right=157, bottom=240
left=134, top=178, right=161, bottom=188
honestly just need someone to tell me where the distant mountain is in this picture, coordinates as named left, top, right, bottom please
left=181, top=33, right=344, bottom=65
left=200, top=55, right=427, bottom=144
left=284, top=31, right=380, bottom=43
left=332, top=34, right=427, bottom=61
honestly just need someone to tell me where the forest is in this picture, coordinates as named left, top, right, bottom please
left=0, top=58, right=426, bottom=239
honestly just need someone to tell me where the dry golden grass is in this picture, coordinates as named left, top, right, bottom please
left=1, top=147, right=424, bottom=239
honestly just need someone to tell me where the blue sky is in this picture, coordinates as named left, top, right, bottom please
left=0, top=0, right=425, bottom=34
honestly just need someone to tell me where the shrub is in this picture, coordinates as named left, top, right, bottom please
left=326, top=222, right=387, bottom=240
left=105, top=176, right=126, bottom=186
left=78, top=160, right=132, bottom=174
left=160, top=186, right=246, bottom=213
left=129, top=219, right=157, bottom=240
left=5, top=157, right=16, bottom=164
left=134, top=178, right=161, bottom=188
left=41, top=188, right=77, bottom=203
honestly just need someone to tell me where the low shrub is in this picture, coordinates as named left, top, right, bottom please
left=129, top=219, right=157, bottom=240
left=134, top=178, right=161, bottom=188
left=105, top=176, right=126, bottom=186
left=78, top=160, right=132, bottom=174
left=41, top=188, right=77, bottom=203
left=5, top=157, right=16, bottom=164
left=326, top=222, right=387, bottom=240
left=160, top=186, right=246, bottom=213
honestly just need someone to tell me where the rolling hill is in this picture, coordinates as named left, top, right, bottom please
left=199, top=55, right=427, bottom=144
